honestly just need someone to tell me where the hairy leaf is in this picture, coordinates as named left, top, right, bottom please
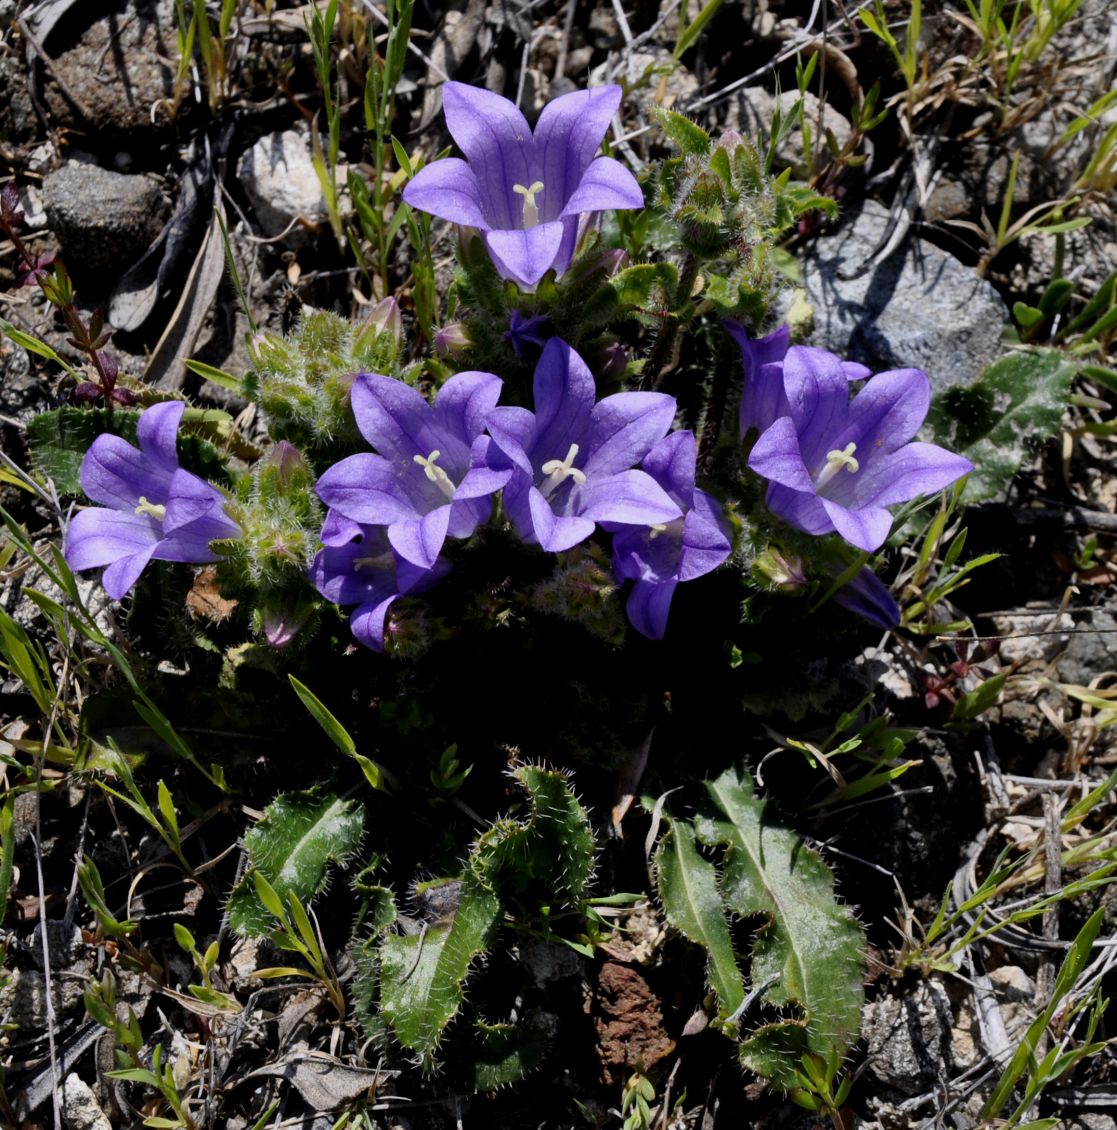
left=378, top=872, right=502, bottom=1068
left=694, top=765, right=864, bottom=1088
left=656, top=816, right=745, bottom=1019
left=457, top=1022, right=545, bottom=1091
left=227, top=791, right=364, bottom=936
left=926, top=349, right=1076, bottom=503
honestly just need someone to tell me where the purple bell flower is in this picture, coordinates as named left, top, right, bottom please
left=748, top=347, right=973, bottom=552
left=503, top=309, right=550, bottom=358
left=486, top=338, right=682, bottom=553
left=63, top=401, right=241, bottom=599
left=314, top=370, right=508, bottom=570
left=610, top=430, right=733, bottom=640
left=831, top=567, right=901, bottom=631
left=402, top=82, right=643, bottom=289
left=309, top=515, right=448, bottom=651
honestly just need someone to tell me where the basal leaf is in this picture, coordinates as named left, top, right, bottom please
left=227, top=791, right=365, bottom=936
left=654, top=108, right=711, bottom=156
left=926, top=349, right=1076, bottom=503
left=695, top=765, right=864, bottom=1089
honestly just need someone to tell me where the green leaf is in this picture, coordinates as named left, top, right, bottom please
left=183, top=359, right=242, bottom=392
left=226, top=792, right=365, bottom=935
left=1013, top=302, right=1044, bottom=329
left=948, top=673, right=1007, bottom=723
left=656, top=817, right=745, bottom=1020
left=654, top=108, right=711, bottom=155
left=926, top=349, right=1076, bottom=503
left=457, top=1021, right=545, bottom=1091
left=600, top=262, right=679, bottom=315
left=378, top=872, right=502, bottom=1067
left=694, top=765, right=864, bottom=1089
left=0, top=319, right=73, bottom=370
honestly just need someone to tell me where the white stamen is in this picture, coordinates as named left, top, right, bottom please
left=648, top=523, right=668, bottom=539
left=539, top=442, right=586, bottom=498
left=814, top=442, right=860, bottom=490
left=412, top=450, right=456, bottom=500
left=133, top=495, right=167, bottom=521
left=512, top=180, right=545, bottom=228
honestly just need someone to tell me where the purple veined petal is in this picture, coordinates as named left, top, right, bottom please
left=642, top=430, right=697, bottom=507
left=441, top=83, right=534, bottom=231
left=534, top=85, right=622, bottom=213
left=819, top=496, right=895, bottom=552
left=560, top=156, right=643, bottom=216
left=834, top=368, right=931, bottom=467
left=320, top=509, right=364, bottom=546
left=430, top=370, right=504, bottom=475
left=781, top=347, right=852, bottom=469
left=309, top=532, right=398, bottom=605
left=401, top=157, right=490, bottom=229
left=725, top=322, right=792, bottom=436
left=101, top=543, right=158, bottom=600
left=151, top=529, right=224, bottom=564
left=64, top=507, right=160, bottom=570
left=612, top=519, right=683, bottom=584
left=723, top=322, right=790, bottom=372
left=446, top=494, right=492, bottom=538
left=841, top=361, right=872, bottom=381
left=388, top=505, right=452, bottom=569
left=832, top=568, right=900, bottom=630
left=530, top=338, right=596, bottom=469
left=163, top=469, right=235, bottom=537
left=677, top=490, right=732, bottom=581
left=484, top=409, right=536, bottom=478
left=350, top=592, right=402, bottom=651
left=350, top=374, right=438, bottom=464
left=764, top=482, right=834, bottom=537
left=80, top=433, right=175, bottom=511
left=551, top=214, right=583, bottom=281
left=847, top=442, right=973, bottom=510
left=526, top=485, right=596, bottom=551
left=748, top=416, right=815, bottom=493
left=315, top=453, right=421, bottom=525
left=583, top=391, right=677, bottom=478
left=485, top=222, right=566, bottom=288
left=625, top=577, right=678, bottom=641
left=580, top=469, right=682, bottom=526
left=396, top=554, right=450, bottom=597
left=455, top=445, right=514, bottom=501
left=136, top=401, right=186, bottom=471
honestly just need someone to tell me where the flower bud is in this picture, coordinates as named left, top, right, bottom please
left=261, top=599, right=311, bottom=648
left=434, top=323, right=470, bottom=358
left=364, top=296, right=402, bottom=349
left=716, top=129, right=744, bottom=152
left=753, top=547, right=806, bottom=590
left=72, top=382, right=103, bottom=404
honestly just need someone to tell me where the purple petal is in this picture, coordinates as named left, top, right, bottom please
left=388, top=506, right=452, bottom=569
left=724, top=322, right=791, bottom=435
left=838, top=368, right=931, bottom=461
left=101, top=544, right=158, bottom=599
left=402, top=157, right=489, bottom=229
left=136, top=401, right=185, bottom=471
left=764, top=483, right=833, bottom=536
left=431, top=370, right=503, bottom=472
left=625, top=578, right=678, bottom=640
left=533, top=86, right=622, bottom=212
left=350, top=374, right=437, bottom=464
left=832, top=569, right=900, bottom=630
left=527, top=485, right=595, bottom=551
left=80, top=433, right=174, bottom=511
left=642, top=430, right=697, bottom=506
left=560, top=156, right=643, bottom=216
left=850, top=443, right=973, bottom=509
left=677, top=490, right=732, bottom=581
left=530, top=339, right=596, bottom=467
left=485, top=222, right=566, bottom=288
left=309, top=532, right=397, bottom=605
left=446, top=494, right=492, bottom=537
left=484, top=408, right=536, bottom=478
left=163, top=469, right=236, bottom=537
left=583, top=392, right=677, bottom=478
left=782, top=347, right=852, bottom=469
left=65, top=507, right=159, bottom=570
left=819, top=497, right=895, bottom=552
left=350, top=593, right=401, bottom=651
left=456, top=439, right=514, bottom=500
left=442, top=82, right=534, bottom=231
left=320, top=510, right=364, bottom=546
left=580, top=470, right=682, bottom=526
left=748, top=416, right=815, bottom=493
left=842, top=361, right=872, bottom=381
left=315, top=453, right=420, bottom=525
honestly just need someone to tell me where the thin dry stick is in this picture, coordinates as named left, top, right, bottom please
left=1038, top=791, right=1063, bottom=1002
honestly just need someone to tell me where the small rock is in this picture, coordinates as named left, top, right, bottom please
left=730, top=88, right=852, bottom=180
left=989, top=611, right=1073, bottom=666
left=1057, top=609, right=1117, bottom=686
left=237, top=131, right=329, bottom=248
left=790, top=200, right=1009, bottom=391
left=62, top=1074, right=112, bottom=1130
left=863, top=979, right=954, bottom=1095
left=42, top=161, right=169, bottom=275
left=989, top=964, right=1036, bottom=1002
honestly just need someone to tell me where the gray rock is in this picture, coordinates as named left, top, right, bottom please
left=42, top=161, right=169, bottom=275
left=1057, top=609, right=1117, bottom=687
left=62, top=1075, right=113, bottom=1130
left=790, top=200, right=1009, bottom=391
left=729, top=88, right=853, bottom=180
left=863, top=979, right=955, bottom=1095
left=237, top=130, right=328, bottom=249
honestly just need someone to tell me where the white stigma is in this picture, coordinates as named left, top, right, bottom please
left=413, top=450, right=456, bottom=500
left=539, top=442, right=587, bottom=498
left=814, top=442, right=860, bottom=490
left=512, top=180, right=544, bottom=228
left=133, top=496, right=167, bottom=521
